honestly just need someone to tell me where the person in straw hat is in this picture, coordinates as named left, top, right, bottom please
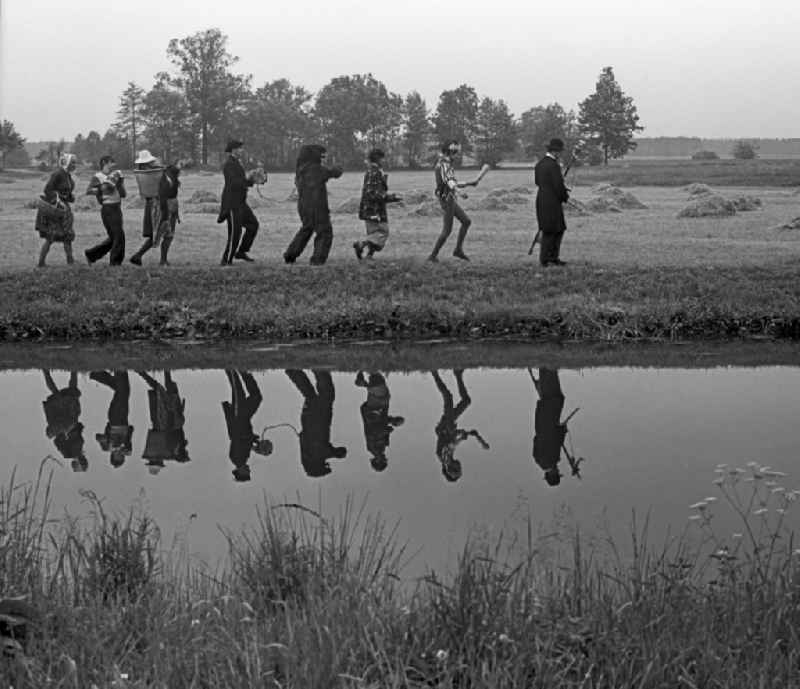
left=130, top=149, right=163, bottom=266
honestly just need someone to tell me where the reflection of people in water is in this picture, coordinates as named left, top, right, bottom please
left=530, top=368, right=583, bottom=486
left=42, top=369, right=87, bottom=472
left=285, top=369, right=347, bottom=478
left=90, top=370, right=134, bottom=468
left=355, top=371, right=404, bottom=472
left=137, top=370, right=189, bottom=475
left=222, top=369, right=272, bottom=482
left=432, top=369, right=490, bottom=482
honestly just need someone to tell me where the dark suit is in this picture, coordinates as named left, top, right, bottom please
left=533, top=369, right=566, bottom=480
left=223, top=370, right=262, bottom=479
left=534, top=155, right=569, bottom=265
left=217, top=154, right=259, bottom=263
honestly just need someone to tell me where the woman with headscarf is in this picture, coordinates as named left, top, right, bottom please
left=35, top=153, right=77, bottom=267
left=283, top=144, right=343, bottom=265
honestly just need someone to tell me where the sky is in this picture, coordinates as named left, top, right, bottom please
left=1, top=0, right=799, bottom=142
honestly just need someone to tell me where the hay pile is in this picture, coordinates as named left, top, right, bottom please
left=189, top=190, right=219, bottom=204
left=685, top=183, right=713, bottom=196
left=333, top=196, right=361, bottom=214
left=184, top=203, right=219, bottom=215
left=677, top=194, right=736, bottom=218
left=564, top=199, right=592, bottom=216
left=466, top=196, right=509, bottom=211
left=583, top=197, right=622, bottom=213
left=774, top=217, right=800, bottom=231
left=403, top=189, right=432, bottom=205
left=407, top=200, right=443, bottom=216
left=486, top=188, right=529, bottom=205
left=730, top=195, right=763, bottom=211
left=590, top=183, right=648, bottom=209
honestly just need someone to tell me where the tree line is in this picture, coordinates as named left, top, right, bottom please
left=3, top=28, right=644, bottom=171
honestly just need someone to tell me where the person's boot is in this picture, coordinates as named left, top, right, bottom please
left=428, top=234, right=448, bottom=262
left=159, top=237, right=172, bottom=266
left=130, top=238, right=153, bottom=266
left=453, top=226, right=470, bottom=261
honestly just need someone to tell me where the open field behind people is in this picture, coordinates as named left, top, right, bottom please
left=1, top=164, right=799, bottom=342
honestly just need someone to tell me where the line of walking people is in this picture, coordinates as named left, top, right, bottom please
left=34, top=136, right=572, bottom=268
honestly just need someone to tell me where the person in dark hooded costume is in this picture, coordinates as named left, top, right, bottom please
left=285, top=369, right=347, bottom=477
left=283, top=144, right=343, bottom=265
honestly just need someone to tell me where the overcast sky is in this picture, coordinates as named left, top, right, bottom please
left=2, top=0, right=798, bottom=142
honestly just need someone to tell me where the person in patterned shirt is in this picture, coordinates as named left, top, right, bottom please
left=429, top=140, right=477, bottom=263
left=353, top=148, right=401, bottom=260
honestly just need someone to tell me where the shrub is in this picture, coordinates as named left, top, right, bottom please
left=691, top=150, right=719, bottom=160
left=732, top=140, right=758, bottom=160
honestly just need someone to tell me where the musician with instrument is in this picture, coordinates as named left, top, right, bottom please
left=217, top=139, right=261, bottom=265
left=533, top=138, right=570, bottom=267
left=429, top=140, right=476, bottom=263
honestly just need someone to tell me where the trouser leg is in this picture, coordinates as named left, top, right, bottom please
left=284, top=224, right=313, bottom=262
left=452, top=202, right=472, bottom=255
left=539, top=232, right=556, bottom=265
left=63, top=241, right=74, bottom=264
left=38, top=240, right=52, bottom=266
left=552, top=231, right=564, bottom=261
left=222, top=212, right=242, bottom=264
left=160, top=236, right=172, bottom=265
left=106, top=205, right=126, bottom=265
left=430, top=198, right=455, bottom=260
left=236, top=205, right=259, bottom=255
left=310, top=224, right=333, bottom=265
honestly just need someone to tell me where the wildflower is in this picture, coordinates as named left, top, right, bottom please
left=119, top=674, right=129, bottom=681
left=240, top=616, right=254, bottom=623
left=771, top=487, right=786, bottom=493
left=400, top=605, right=411, bottom=615
left=498, top=633, right=513, bottom=644
left=689, top=501, right=708, bottom=510
left=704, top=497, right=718, bottom=502
left=754, top=508, right=768, bottom=515
left=191, top=619, right=200, bottom=627
left=436, top=649, right=449, bottom=662
left=689, top=515, right=702, bottom=521
left=732, top=533, right=743, bottom=539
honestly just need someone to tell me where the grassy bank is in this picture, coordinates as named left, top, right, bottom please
left=2, top=463, right=798, bottom=687
left=2, top=260, right=800, bottom=343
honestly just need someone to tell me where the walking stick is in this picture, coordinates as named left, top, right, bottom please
left=528, top=146, right=582, bottom=256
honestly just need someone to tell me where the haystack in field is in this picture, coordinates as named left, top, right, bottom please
left=183, top=203, right=219, bottom=214
left=469, top=196, right=509, bottom=211
left=730, top=195, right=762, bottom=211
left=333, top=197, right=361, bottom=214
left=403, top=189, right=432, bottom=205
left=564, top=199, right=592, bottom=216
left=583, top=197, right=622, bottom=213
left=685, top=183, right=713, bottom=196
left=486, top=189, right=529, bottom=205
left=189, top=190, right=218, bottom=204
left=408, top=200, right=443, bottom=216
left=508, top=185, right=533, bottom=195
left=591, top=183, right=648, bottom=209
left=677, top=194, right=736, bottom=218
left=774, top=217, right=800, bottom=231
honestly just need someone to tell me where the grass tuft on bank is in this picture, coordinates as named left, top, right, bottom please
left=1, top=461, right=799, bottom=687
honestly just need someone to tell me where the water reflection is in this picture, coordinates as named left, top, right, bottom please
left=355, top=371, right=404, bottom=472
left=432, top=369, right=490, bottom=482
left=41, top=369, right=87, bottom=472
left=285, top=369, right=347, bottom=478
left=137, top=370, right=190, bottom=475
left=222, top=369, right=272, bottom=482
left=90, top=370, right=133, bottom=468
left=530, top=368, right=584, bottom=486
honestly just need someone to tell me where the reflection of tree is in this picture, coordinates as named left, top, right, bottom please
left=137, top=370, right=189, bottom=475
left=529, top=368, right=583, bottom=486
left=42, top=370, right=87, bottom=472
left=285, top=370, right=346, bottom=478
left=90, top=370, right=133, bottom=468
left=432, top=369, right=490, bottom=482
left=355, top=371, right=404, bottom=472
left=222, top=370, right=266, bottom=482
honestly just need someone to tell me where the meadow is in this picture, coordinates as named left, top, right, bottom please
left=1, top=163, right=799, bottom=341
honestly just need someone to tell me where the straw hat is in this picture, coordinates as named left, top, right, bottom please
left=134, top=150, right=157, bottom=165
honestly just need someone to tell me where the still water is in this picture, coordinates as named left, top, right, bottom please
left=2, top=365, right=799, bottom=575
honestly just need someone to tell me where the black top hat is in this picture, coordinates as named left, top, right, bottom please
left=547, top=138, right=565, bottom=152
left=225, top=139, right=244, bottom=153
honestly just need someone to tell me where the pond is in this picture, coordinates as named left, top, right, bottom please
left=2, top=351, right=799, bottom=577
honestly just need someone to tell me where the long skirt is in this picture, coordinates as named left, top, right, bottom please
left=35, top=204, right=74, bottom=243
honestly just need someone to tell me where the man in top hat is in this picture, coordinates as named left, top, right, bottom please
left=533, top=138, right=570, bottom=267
left=217, top=139, right=260, bottom=265
left=222, top=369, right=272, bottom=482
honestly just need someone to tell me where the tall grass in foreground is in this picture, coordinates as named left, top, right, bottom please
left=1, top=463, right=799, bottom=688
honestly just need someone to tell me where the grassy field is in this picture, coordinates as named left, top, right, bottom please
left=1, top=165, right=799, bottom=342
left=2, top=463, right=799, bottom=688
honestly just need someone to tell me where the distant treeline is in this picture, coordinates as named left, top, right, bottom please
left=629, top=137, right=800, bottom=158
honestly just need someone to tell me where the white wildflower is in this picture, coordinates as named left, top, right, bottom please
left=498, top=633, right=513, bottom=644
left=754, top=508, right=768, bottom=515
left=436, top=649, right=449, bottom=662
left=191, top=619, right=200, bottom=627
left=689, top=501, right=708, bottom=510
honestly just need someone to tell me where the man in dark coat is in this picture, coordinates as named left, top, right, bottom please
left=285, top=369, right=347, bottom=477
left=530, top=368, right=583, bottom=485
left=222, top=369, right=271, bottom=482
left=217, top=139, right=260, bottom=265
left=534, top=138, right=570, bottom=267
left=283, top=144, right=343, bottom=265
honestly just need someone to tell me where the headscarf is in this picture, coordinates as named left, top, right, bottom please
left=59, top=153, right=76, bottom=171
